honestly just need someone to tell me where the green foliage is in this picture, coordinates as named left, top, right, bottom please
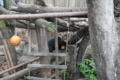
left=59, top=70, right=71, bottom=80
left=78, top=59, right=97, bottom=80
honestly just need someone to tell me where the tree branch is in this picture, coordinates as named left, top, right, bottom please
left=68, top=27, right=89, bottom=44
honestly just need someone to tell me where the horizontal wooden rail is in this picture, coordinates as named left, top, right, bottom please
left=27, top=64, right=67, bottom=69
left=27, top=76, right=61, bottom=80
left=28, top=52, right=67, bottom=57
left=0, top=11, right=87, bottom=20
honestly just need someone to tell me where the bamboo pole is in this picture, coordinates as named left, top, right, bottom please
left=2, top=48, right=12, bottom=73
left=0, top=12, right=87, bottom=20
left=2, top=39, right=15, bottom=74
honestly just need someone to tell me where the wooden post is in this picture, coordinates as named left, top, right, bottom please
left=35, top=23, right=51, bottom=78
left=68, top=45, right=77, bottom=74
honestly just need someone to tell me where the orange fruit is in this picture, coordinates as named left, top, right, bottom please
left=10, top=35, right=21, bottom=46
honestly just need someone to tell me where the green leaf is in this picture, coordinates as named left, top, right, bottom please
left=78, top=59, right=98, bottom=80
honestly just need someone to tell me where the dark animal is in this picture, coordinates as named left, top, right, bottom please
left=48, top=37, right=66, bottom=52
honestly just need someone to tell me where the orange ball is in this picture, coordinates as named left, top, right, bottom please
left=10, top=35, right=21, bottom=46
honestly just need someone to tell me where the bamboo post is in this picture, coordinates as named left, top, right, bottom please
left=2, top=39, right=16, bottom=73
left=2, top=48, right=12, bottom=74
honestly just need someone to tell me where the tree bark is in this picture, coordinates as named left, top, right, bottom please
left=77, top=34, right=90, bottom=63
left=69, top=35, right=89, bottom=80
left=68, top=45, right=77, bottom=74
left=87, top=0, right=120, bottom=80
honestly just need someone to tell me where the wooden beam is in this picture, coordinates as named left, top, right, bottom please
left=27, top=76, right=61, bottom=80
left=0, top=12, right=87, bottom=20
left=27, top=64, right=67, bottom=69
left=28, top=53, right=67, bottom=57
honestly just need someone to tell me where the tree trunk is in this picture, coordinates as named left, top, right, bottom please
left=69, top=35, right=89, bottom=80
left=87, top=0, right=120, bottom=80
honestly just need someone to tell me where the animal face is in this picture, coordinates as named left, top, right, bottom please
left=61, top=45, right=66, bottom=50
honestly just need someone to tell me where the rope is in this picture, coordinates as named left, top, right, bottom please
left=63, top=1, right=70, bottom=80
left=64, top=17, right=70, bottom=80
left=14, top=20, right=17, bottom=35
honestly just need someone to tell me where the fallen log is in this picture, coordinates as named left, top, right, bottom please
left=5, top=20, right=35, bottom=29
left=35, top=19, right=68, bottom=32
left=10, top=3, right=87, bottom=13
